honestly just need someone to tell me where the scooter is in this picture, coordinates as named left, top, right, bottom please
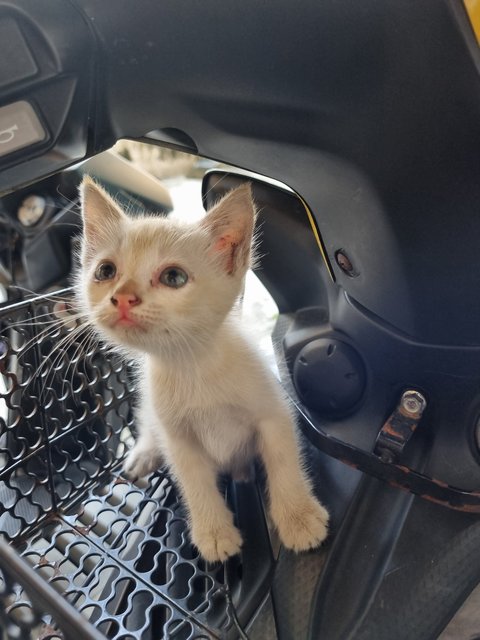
left=0, top=1, right=480, bottom=639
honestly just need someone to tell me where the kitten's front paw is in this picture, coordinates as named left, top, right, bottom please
left=192, top=522, right=243, bottom=563
left=123, top=444, right=162, bottom=481
left=273, top=496, right=329, bottom=552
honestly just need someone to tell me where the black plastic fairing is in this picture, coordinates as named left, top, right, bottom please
left=0, top=1, right=97, bottom=193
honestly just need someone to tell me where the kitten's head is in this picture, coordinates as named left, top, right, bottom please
left=77, top=177, right=256, bottom=356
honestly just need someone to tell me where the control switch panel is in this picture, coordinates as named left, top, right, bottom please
left=0, top=101, right=46, bottom=158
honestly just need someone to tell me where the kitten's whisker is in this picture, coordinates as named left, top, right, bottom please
left=0, top=318, right=82, bottom=408
left=0, top=303, right=84, bottom=337
left=54, top=185, right=81, bottom=209
left=201, top=173, right=230, bottom=205
left=7, top=285, right=70, bottom=303
left=44, top=221, right=81, bottom=231
left=168, top=324, right=200, bottom=364
left=5, top=313, right=84, bottom=332
left=4, top=309, right=73, bottom=327
left=50, top=332, right=79, bottom=398
left=61, top=325, right=96, bottom=398
left=35, top=327, right=84, bottom=390
left=3, top=319, right=71, bottom=357
left=41, top=326, right=95, bottom=403
left=4, top=310, right=86, bottom=358
left=29, top=323, right=88, bottom=399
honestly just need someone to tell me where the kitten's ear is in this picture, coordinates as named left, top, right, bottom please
left=201, top=183, right=256, bottom=275
left=80, top=176, right=126, bottom=247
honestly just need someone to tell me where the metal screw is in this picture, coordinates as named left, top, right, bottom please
left=335, top=250, right=357, bottom=277
left=400, top=390, right=427, bottom=416
left=379, top=448, right=395, bottom=464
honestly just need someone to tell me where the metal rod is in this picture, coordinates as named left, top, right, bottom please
left=0, top=539, right=106, bottom=640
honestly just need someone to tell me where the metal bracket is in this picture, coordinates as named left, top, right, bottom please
left=296, top=394, right=480, bottom=514
left=374, top=390, right=427, bottom=463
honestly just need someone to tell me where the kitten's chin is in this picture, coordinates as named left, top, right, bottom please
left=107, top=325, right=146, bottom=342
left=101, top=327, right=151, bottom=355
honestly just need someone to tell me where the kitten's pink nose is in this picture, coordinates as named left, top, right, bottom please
left=110, top=292, right=141, bottom=310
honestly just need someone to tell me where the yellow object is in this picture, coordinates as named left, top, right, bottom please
left=300, top=196, right=336, bottom=282
left=464, top=0, right=480, bottom=42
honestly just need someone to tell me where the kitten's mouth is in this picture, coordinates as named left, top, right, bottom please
left=116, top=318, right=139, bottom=328
left=110, top=315, right=144, bottom=330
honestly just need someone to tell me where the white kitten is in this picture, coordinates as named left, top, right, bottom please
left=77, top=176, right=329, bottom=562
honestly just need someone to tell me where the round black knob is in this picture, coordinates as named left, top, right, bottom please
left=293, top=338, right=366, bottom=417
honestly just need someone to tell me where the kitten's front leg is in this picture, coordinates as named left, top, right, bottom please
left=123, top=435, right=163, bottom=480
left=123, top=408, right=164, bottom=480
left=258, top=414, right=329, bottom=551
left=166, top=436, right=242, bottom=563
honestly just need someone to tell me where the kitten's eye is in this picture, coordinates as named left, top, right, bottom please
left=159, top=266, right=188, bottom=288
left=94, top=261, right=117, bottom=281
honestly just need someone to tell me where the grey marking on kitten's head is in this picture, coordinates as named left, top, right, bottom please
left=76, top=176, right=256, bottom=357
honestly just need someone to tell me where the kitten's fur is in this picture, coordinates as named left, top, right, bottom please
left=78, top=176, right=329, bottom=562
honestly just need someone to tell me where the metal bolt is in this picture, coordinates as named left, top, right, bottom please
left=335, top=250, right=357, bottom=277
left=379, top=448, right=395, bottom=464
left=400, top=390, right=427, bottom=416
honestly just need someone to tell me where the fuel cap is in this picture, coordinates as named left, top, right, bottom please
left=293, top=337, right=366, bottom=417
